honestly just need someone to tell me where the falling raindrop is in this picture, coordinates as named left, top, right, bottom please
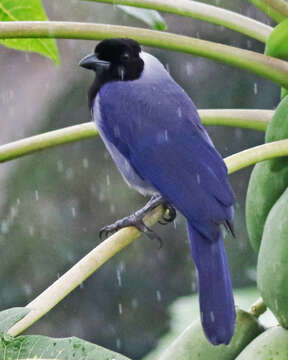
left=119, top=67, right=125, bottom=80
left=191, top=280, right=197, bottom=292
left=118, top=303, right=123, bottom=315
left=28, top=226, right=34, bottom=236
left=1, top=220, right=9, bottom=234
left=156, top=290, right=162, bottom=302
left=57, top=160, right=64, bottom=172
left=210, top=311, right=215, bottom=323
left=66, top=168, right=74, bottom=180
left=110, top=204, right=116, bottom=214
left=185, top=62, right=193, bottom=76
left=116, top=268, right=122, bottom=287
left=23, top=283, right=33, bottom=296
left=246, top=39, right=252, bottom=49
left=82, top=158, right=89, bottom=169
left=253, top=82, right=258, bottom=95
left=116, top=338, right=121, bottom=350
left=71, top=207, right=76, bottom=218
left=34, top=190, right=39, bottom=201
left=131, top=298, right=139, bottom=309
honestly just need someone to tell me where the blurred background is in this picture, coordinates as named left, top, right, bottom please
left=0, top=0, right=280, bottom=359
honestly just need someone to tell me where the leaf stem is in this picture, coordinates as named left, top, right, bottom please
left=8, top=205, right=165, bottom=337
left=199, top=109, right=272, bottom=131
left=0, top=110, right=273, bottom=163
left=225, top=138, right=288, bottom=174
left=0, top=123, right=97, bottom=163
left=7, top=138, right=288, bottom=336
left=250, top=297, right=267, bottom=317
left=85, top=0, right=272, bottom=43
left=0, top=22, right=287, bottom=87
left=248, top=0, right=288, bottom=23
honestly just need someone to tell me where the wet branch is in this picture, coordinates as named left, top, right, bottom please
left=85, top=0, right=272, bottom=42
left=0, top=110, right=273, bottom=163
left=0, top=22, right=287, bottom=87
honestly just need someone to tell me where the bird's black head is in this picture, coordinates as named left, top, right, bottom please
left=79, top=38, right=144, bottom=82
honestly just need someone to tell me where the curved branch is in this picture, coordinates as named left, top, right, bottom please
left=248, top=0, right=288, bottom=23
left=226, top=138, right=288, bottom=174
left=0, top=123, right=97, bottom=163
left=0, top=110, right=273, bottom=163
left=7, top=138, right=288, bottom=336
left=85, top=0, right=272, bottom=43
left=0, top=22, right=288, bottom=87
left=8, top=205, right=165, bottom=336
left=199, top=109, right=272, bottom=131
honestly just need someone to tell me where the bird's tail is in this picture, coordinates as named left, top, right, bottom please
left=187, top=222, right=236, bottom=345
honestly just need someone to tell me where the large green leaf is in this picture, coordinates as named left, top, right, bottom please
left=0, top=0, right=59, bottom=64
left=265, top=18, right=288, bottom=59
left=0, top=307, right=30, bottom=333
left=0, top=334, right=132, bottom=360
left=117, top=5, right=166, bottom=30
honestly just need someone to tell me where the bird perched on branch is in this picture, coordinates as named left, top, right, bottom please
left=80, top=38, right=235, bottom=345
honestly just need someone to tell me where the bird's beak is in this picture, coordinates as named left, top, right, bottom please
left=79, top=53, right=111, bottom=71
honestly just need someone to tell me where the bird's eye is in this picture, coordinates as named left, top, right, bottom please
left=120, top=52, right=130, bottom=62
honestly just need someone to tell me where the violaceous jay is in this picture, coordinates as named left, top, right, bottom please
left=79, top=38, right=236, bottom=345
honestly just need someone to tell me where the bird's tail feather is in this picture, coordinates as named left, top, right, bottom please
left=187, top=222, right=236, bottom=345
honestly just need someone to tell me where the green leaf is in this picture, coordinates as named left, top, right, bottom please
left=0, top=334, right=132, bottom=360
left=0, top=0, right=59, bottom=64
left=0, top=307, right=30, bottom=333
left=265, top=18, right=288, bottom=59
left=117, top=5, right=166, bottom=30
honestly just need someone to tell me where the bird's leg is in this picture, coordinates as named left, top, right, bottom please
left=99, top=195, right=176, bottom=246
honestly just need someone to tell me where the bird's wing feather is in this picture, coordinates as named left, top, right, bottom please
left=98, top=78, right=234, bottom=238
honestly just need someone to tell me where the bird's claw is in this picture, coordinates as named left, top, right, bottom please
left=99, top=213, right=163, bottom=248
left=99, top=196, right=176, bottom=248
left=159, top=203, right=176, bottom=225
left=99, top=215, right=136, bottom=239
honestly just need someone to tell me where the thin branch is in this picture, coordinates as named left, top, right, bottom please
left=8, top=205, right=165, bottom=336
left=248, top=0, right=287, bottom=23
left=198, top=109, right=272, bottom=131
left=85, top=0, right=272, bottom=43
left=7, top=138, right=288, bottom=336
left=226, top=138, right=288, bottom=174
left=0, top=22, right=287, bottom=87
left=0, top=110, right=273, bottom=163
left=0, top=123, right=97, bottom=163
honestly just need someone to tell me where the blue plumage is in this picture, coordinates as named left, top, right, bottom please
left=80, top=40, right=236, bottom=345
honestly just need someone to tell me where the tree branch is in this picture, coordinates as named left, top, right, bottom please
left=0, top=110, right=273, bottom=163
left=7, top=137, right=288, bottom=336
left=85, top=0, right=272, bottom=43
left=0, top=22, right=287, bottom=87
left=226, top=138, right=288, bottom=174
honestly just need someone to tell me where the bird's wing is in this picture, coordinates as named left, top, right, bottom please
left=97, top=79, right=234, bottom=237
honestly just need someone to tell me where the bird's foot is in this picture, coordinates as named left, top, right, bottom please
left=99, top=195, right=176, bottom=247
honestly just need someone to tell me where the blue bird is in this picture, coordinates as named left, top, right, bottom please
left=79, top=38, right=236, bottom=345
